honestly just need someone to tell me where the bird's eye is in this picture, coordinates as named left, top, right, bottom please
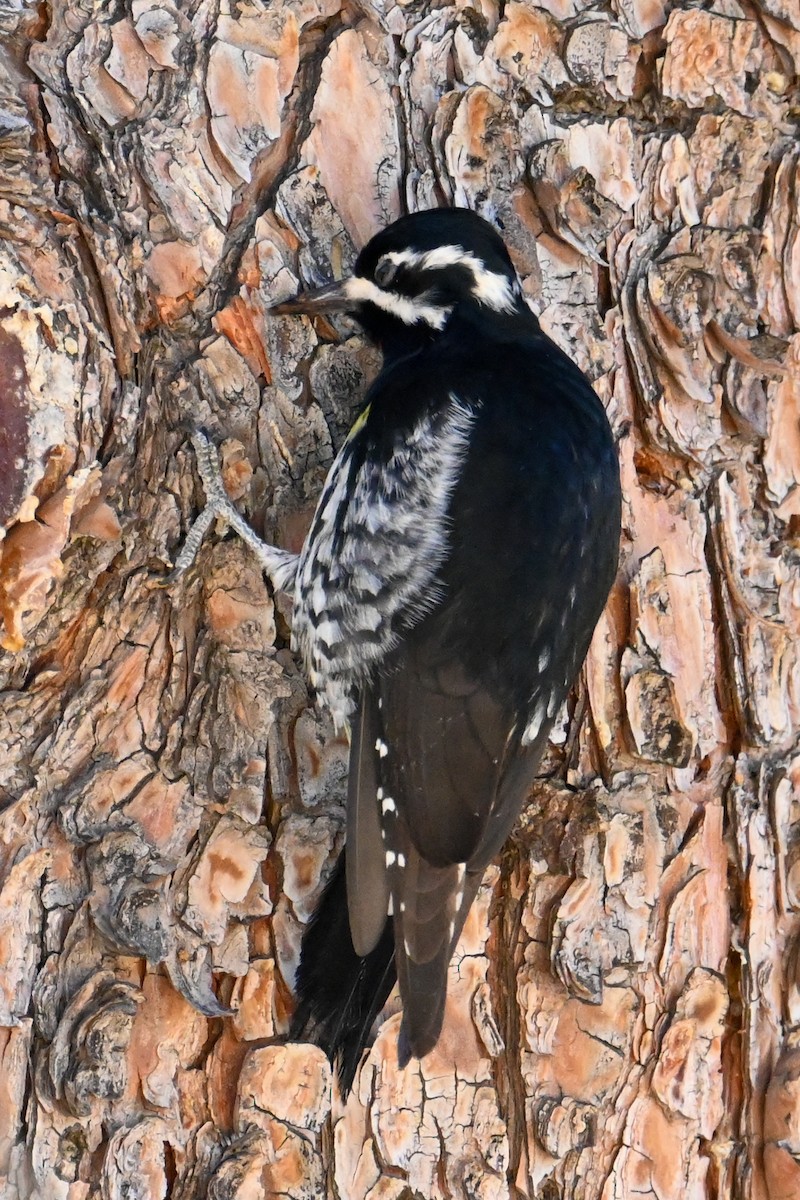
left=374, top=257, right=399, bottom=288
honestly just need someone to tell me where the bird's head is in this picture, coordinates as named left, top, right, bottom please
left=272, top=209, right=528, bottom=355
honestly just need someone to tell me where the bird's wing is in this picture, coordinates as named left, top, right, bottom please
left=343, top=351, right=620, bottom=1059
left=368, top=617, right=550, bottom=1059
left=378, top=627, right=546, bottom=868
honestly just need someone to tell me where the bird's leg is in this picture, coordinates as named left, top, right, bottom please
left=165, top=430, right=299, bottom=589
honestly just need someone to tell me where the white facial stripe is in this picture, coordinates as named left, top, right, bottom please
left=383, top=246, right=519, bottom=314
left=344, top=276, right=451, bottom=330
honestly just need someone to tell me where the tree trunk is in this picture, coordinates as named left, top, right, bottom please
left=1, top=0, right=799, bottom=1196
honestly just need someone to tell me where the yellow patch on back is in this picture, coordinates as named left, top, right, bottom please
left=346, top=404, right=371, bottom=441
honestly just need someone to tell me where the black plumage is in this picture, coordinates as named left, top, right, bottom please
left=277, top=209, right=621, bottom=1090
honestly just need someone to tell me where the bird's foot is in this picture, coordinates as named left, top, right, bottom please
left=162, top=430, right=298, bottom=589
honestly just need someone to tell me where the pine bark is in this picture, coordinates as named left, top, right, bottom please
left=1, top=0, right=799, bottom=1196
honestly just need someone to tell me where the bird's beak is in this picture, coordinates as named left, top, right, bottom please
left=270, top=280, right=354, bottom=316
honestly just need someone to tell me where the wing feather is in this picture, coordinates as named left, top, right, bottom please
left=346, top=695, right=390, bottom=957
left=391, top=841, right=460, bottom=1060
left=379, top=637, right=542, bottom=868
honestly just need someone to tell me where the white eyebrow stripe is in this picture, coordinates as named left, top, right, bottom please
left=383, top=245, right=519, bottom=314
left=344, top=276, right=451, bottom=329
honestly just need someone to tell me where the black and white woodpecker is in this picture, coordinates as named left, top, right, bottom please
left=175, top=208, right=621, bottom=1091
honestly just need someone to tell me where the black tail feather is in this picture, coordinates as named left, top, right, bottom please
left=290, top=850, right=397, bottom=1096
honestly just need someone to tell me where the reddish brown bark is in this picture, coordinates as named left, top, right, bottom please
left=1, top=0, right=799, bottom=1196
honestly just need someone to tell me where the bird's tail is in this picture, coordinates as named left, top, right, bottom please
left=289, top=850, right=397, bottom=1096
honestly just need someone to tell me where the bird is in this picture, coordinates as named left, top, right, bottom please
left=175, top=208, right=621, bottom=1093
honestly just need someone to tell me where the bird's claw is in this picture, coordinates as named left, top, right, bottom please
left=162, top=430, right=299, bottom=590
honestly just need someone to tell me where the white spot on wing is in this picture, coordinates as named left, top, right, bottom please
left=454, top=864, right=466, bottom=915
left=521, top=697, right=548, bottom=746
left=381, top=795, right=396, bottom=815
left=375, top=738, right=388, bottom=758
left=385, top=851, right=396, bottom=866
